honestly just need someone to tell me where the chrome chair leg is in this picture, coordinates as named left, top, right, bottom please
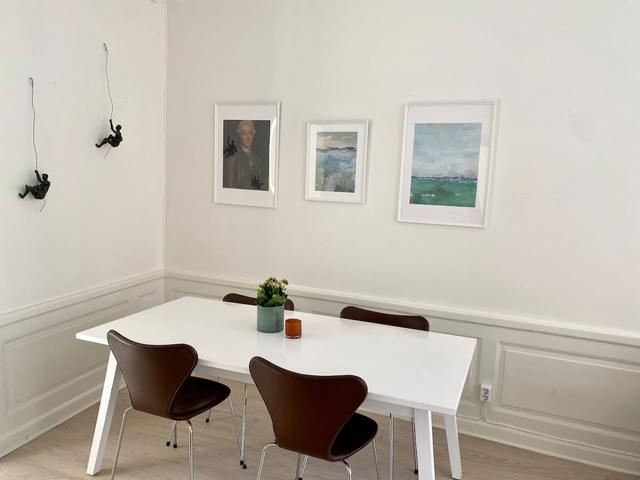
left=187, top=419, right=194, bottom=480
left=372, top=439, right=381, bottom=480
left=256, top=441, right=277, bottom=480
left=205, top=377, right=220, bottom=424
left=240, top=383, right=248, bottom=469
left=110, top=406, right=132, bottom=480
left=166, top=420, right=177, bottom=447
left=389, top=414, right=395, bottom=480
left=173, top=419, right=178, bottom=448
left=341, top=460, right=353, bottom=480
left=295, top=453, right=303, bottom=478
left=204, top=377, right=220, bottom=423
left=411, top=417, right=419, bottom=474
left=228, top=396, right=242, bottom=455
left=298, top=455, right=309, bottom=480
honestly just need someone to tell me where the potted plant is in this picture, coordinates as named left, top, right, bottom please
left=256, top=277, right=289, bottom=333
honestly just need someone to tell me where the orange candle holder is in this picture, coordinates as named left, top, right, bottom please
left=285, top=318, right=302, bottom=339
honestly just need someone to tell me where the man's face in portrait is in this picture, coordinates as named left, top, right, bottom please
left=239, top=123, right=255, bottom=149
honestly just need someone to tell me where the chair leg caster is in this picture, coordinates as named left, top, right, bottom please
left=165, top=441, right=171, bottom=447
left=173, top=443, right=177, bottom=449
left=205, top=418, right=210, bottom=423
left=414, top=469, right=419, bottom=474
left=240, top=460, right=247, bottom=469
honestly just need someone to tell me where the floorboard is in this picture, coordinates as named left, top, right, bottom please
left=0, top=381, right=637, bottom=480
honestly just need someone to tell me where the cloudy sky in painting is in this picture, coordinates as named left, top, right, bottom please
left=411, top=123, right=482, bottom=178
left=317, top=131, right=357, bottom=149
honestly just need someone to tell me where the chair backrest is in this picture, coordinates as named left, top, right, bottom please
left=223, top=292, right=295, bottom=311
left=340, top=305, right=429, bottom=331
left=107, top=330, right=197, bottom=419
left=249, top=356, right=367, bottom=460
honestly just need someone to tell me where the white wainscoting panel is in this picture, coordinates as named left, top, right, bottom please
left=0, top=270, right=165, bottom=459
left=498, top=344, right=640, bottom=432
left=164, top=269, right=640, bottom=475
left=3, top=268, right=637, bottom=475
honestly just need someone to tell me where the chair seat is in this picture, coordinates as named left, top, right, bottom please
left=329, top=413, right=378, bottom=461
left=170, top=377, right=231, bottom=421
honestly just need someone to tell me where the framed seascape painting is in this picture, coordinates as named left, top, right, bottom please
left=397, top=101, right=498, bottom=227
left=306, top=121, right=369, bottom=203
left=214, top=103, right=280, bottom=208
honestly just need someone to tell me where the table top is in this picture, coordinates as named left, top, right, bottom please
left=76, top=296, right=476, bottom=415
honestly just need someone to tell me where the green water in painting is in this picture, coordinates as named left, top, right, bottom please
left=410, top=177, right=477, bottom=207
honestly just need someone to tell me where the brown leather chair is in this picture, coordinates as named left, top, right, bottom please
left=223, top=292, right=295, bottom=311
left=163, top=292, right=295, bottom=466
left=107, top=330, right=240, bottom=480
left=249, top=356, right=381, bottom=480
left=340, top=306, right=429, bottom=478
left=340, top=305, right=429, bottom=331
left=213, top=292, right=295, bottom=468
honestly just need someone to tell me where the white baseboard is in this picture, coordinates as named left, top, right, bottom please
left=0, top=269, right=165, bottom=459
left=165, top=269, right=640, bottom=476
left=0, top=382, right=103, bottom=459
left=452, top=415, right=640, bottom=477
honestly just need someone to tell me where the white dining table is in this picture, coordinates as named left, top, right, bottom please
left=76, top=296, right=475, bottom=480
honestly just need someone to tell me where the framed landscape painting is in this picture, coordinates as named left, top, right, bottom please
left=397, top=101, right=498, bottom=227
left=213, top=102, right=280, bottom=208
left=306, top=121, right=369, bottom=203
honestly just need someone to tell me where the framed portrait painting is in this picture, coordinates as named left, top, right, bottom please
left=397, top=100, right=499, bottom=227
left=305, top=121, right=369, bottom=203
left=214, top=103, right=280, bottom=208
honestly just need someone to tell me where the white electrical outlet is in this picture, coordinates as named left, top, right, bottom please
left=480, top=383, right=492, bottom=402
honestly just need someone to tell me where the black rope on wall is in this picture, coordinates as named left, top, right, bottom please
left=19, top=76, right=50, bottom=210
left=103, top=43, right=114, bottom=120
left=95, top=43, right=123, bottom=157
left=29, top=77, right=38, bottom=170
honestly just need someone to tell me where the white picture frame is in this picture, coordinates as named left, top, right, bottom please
left=305, top=120, right=369, bottom=203
left=213, top=102, right=280, bottom=208
left=397, top=100, right=499, bottom=227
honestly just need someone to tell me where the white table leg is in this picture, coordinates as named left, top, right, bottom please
left=444, top=414, right=462, bottom=479
left=86, top=352, right=122, bottom=475
left=414, top=409, right=435, bottom=480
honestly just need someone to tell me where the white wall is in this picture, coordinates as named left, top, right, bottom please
left=165, top=2, right=640, bottom=472
left=0, top=0, right=166, bottom=459
left=165, top=0, right=640, bottom=335
left=0, top=0, right=167, bottom=313
left=1, top=0, right=638, bottom=473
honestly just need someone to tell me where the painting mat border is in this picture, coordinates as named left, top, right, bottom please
left=306, top=120, right=369, bottom=204
left=213, top=102, right=281, bottom=208
left=397, top=100, right=499, bottom=227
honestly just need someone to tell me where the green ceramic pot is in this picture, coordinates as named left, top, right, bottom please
left=257, top=305, right=284, bottom=333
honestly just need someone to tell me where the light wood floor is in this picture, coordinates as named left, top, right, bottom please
left=0, top=380, right=636, bottom=480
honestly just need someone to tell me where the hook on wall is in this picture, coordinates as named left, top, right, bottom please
left=19, top=76, right=51, bottom=211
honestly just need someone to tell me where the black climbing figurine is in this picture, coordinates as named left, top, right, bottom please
left=19, top=170, right=50, bottom=200
left=96, top=119, right=123, bottom=148
left=223, top=136, right=237, bottom=158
